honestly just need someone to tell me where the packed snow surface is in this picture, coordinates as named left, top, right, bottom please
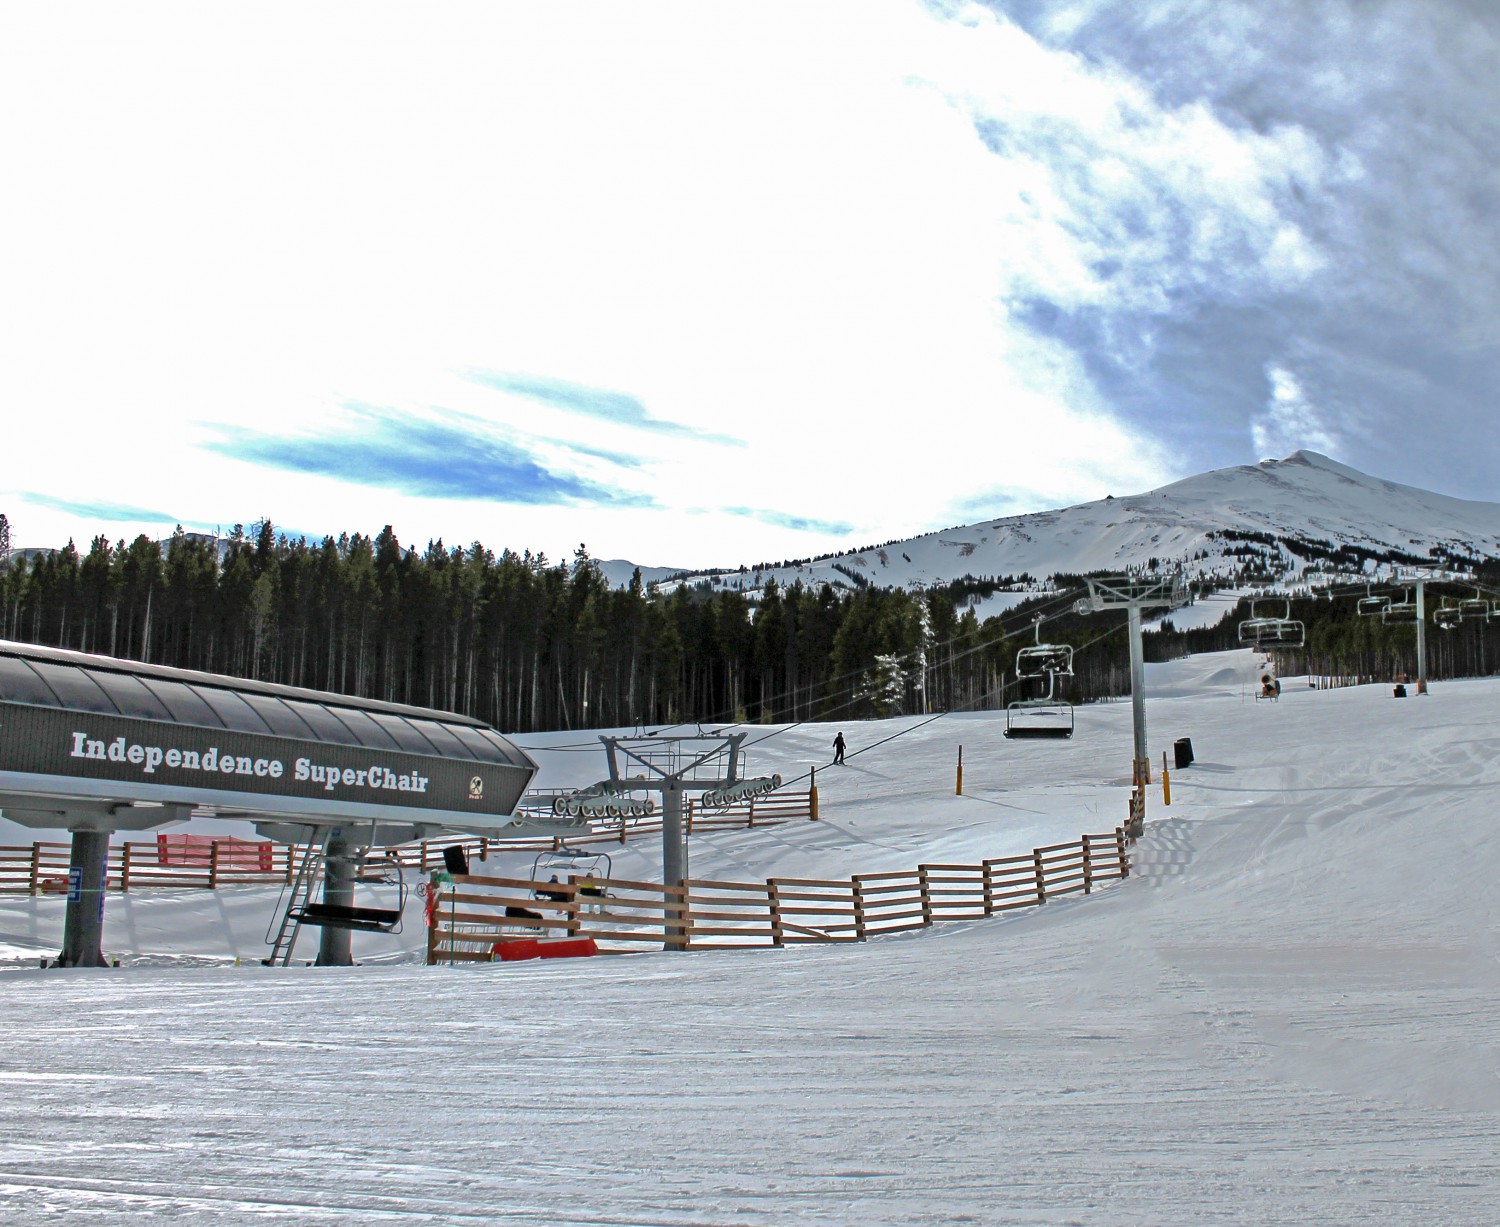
left=3, top=649, right=1499, bottom=1223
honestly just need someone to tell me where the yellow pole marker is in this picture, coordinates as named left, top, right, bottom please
left=1162, top=768, right=1171, bottom=807
left=956, top=745, right=964, bottom=796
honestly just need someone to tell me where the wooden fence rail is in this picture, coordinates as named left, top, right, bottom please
left=0, top=788, right=819, bottom=895
left=427, top=828, right=1130, bottom=963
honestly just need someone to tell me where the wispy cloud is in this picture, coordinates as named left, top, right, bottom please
left=1251, top=364, right=1341, bottom=459
left=22, top=493, right=173, bottom=522
left=725, top=507, right=854, bottom=536
left=470, top=371, right=743, bottom=447
left=205, top=407, right=656, bottom=509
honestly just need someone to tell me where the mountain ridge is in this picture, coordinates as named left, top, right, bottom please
left=648, top=451, right=1500, bottom=596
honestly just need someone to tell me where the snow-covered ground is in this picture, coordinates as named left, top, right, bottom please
left=3, top=648, right=1499, bottom=1224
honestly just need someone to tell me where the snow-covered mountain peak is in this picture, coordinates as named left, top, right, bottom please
left=664, top=452, right=1500, bottom=598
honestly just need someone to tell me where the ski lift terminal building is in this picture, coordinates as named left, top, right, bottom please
left=0, top=640, right=550, bottom=967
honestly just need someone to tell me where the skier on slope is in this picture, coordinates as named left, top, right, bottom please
left=832, top=731, right=846, bottom=764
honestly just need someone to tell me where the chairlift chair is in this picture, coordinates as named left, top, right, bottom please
left=1356, top=585, right=1390, bottom=617
left=1460, top=597, right=1493, bottom=620
left=1014, top=616, right=1075, bottom=680
left=1236, top=597, right=1305, bottom=649
left=1382, top=590, right=1417, bottom=625
left=1434, top=600, right=1462, bottom=631
left=531, top=847, right=613, bottom=911
left=287, top=828, right=409, bottom=934
left=1004, top=670, right=1074, bottom=740
left=1005, top=701, right=1076, bottom=739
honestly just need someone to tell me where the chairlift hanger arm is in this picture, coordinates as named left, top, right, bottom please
left=602, top=732, right=747, bottom=785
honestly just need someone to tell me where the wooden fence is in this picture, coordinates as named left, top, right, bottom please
left=0, top=789, right=818, bottom=895
left=0, top=839, right=323, bottom=894
left=426, top=828, right=1130, bottom=963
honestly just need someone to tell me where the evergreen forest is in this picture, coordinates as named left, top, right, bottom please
left=3, top=517, right=1499, bottom=734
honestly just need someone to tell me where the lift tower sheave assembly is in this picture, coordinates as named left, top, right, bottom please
left=1076, top=574, right=1187, bottom=786
left=596, top=732, right=780, bottom=951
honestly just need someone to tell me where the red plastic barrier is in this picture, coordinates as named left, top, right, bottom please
left=536, top=937, right=598, bottom=959
left=157, top=834, right=274, bottom=870
left=491, top=939, right=541, bottom=961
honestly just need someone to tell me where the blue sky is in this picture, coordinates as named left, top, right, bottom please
left=1, top=0, right=1496, bottom=570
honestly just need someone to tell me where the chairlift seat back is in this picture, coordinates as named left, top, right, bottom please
left=1238, top=618, right=1304, bottom=648
left=1015, top=644, right=1074, bottom=679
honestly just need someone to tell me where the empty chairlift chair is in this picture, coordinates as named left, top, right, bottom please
left=1356, top=585, right=1390, bottom=617
left=1006, top=619, right=1075, bottom=740
left=1237, top=597, right=1305, bottom=650
left=286, top=835, right=409, bottom=935
left=1382, top=589, right=1418, bottom=625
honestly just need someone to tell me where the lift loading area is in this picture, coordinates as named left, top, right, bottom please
left=0, top=640, right=554, bottom=967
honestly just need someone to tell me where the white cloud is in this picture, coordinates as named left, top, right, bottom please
left=0, top=1, right=1338, bottom=567
left=1251, top=364, right=1341, bottom=458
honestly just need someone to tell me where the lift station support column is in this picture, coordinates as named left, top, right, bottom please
left=58, top=829, right=111, bottom=968
left=316, top=829, right=357, bottom=967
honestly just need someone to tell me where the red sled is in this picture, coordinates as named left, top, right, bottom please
left=490, top=937, right=597, bottom=962
left=536, top=937, right=598, bottom=959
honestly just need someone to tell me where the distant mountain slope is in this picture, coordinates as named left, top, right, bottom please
left=667, top=451, right=1500, bottom=596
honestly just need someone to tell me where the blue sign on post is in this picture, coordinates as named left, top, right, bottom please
left=67, top=866, right=83, bottom=903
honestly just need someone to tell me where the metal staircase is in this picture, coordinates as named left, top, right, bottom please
left=263, top=833, right=326, bottom=966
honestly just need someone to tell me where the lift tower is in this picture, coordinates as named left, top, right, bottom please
left=1077, top=574, right=1187, bottom=786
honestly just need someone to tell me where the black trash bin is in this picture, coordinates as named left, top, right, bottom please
left=1393, top=684, right=1407, bottom=698
left=1173, top=737, right=1194, bottom=770
left=443, top=845, right=470, bottom=876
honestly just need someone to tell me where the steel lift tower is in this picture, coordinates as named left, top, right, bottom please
left=1077, top=574, right=1188, bottom=786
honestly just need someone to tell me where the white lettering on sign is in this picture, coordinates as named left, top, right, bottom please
left=292, top=757, right=428, bottom=794
left=67, top=731, right=433, bottom=798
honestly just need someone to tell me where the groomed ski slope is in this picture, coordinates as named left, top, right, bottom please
left=2, top=649, right=1499, bottom=1224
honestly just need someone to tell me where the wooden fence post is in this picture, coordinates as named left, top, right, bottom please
left=566, top=884, right=582, bottom=937
left=809, top=770, right=819, bottom=821
left=851, top=875, right=867, bottom=942
left=1116, top=827, right=1130, bottom=878
left=747, top=797, right=756, bottom=828
left=208, top=840, right=221, bottom=890
left=981, top=859, right=995, bottom=916
left=918, top=865, right=933, bottom=927
left=29, top=843, right=41, bottom=896
left=768, top=879, right=785, bottom=948
left=666, top=881, right=688, bottom=952
left=1033, top=848, right=1047, bottom=907
left=121, top=843, right=133, bottom=893
left=1082, top=837, right=1093, bottom=895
